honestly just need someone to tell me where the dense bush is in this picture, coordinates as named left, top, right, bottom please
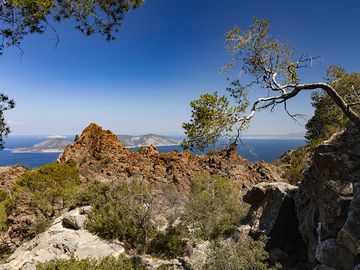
left=182, top=173, right=246, bottom=240
left=149, top=226, right=188, bottom=259
left=11, top=160, right=80, bottom=217
left=36, top=256, right=146, bottom=270
left=203, top=237, right=273, bottom=270
left=0, top=190, right=13, bottom=231
left=85, top=178, right=156, bottom=251
left=26, top=218, right=51, bottom=238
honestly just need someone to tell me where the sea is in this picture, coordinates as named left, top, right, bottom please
left=0, top=136, right=305, bottom=168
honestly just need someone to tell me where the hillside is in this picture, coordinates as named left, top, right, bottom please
left=1, top=123, right=359, bottom=270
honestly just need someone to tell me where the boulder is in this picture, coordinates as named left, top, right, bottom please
left=62, top=206, right=92, bottom=230
left=243, top=182, right=308, bottom=265
left=243, top=182, right=298, bottom=235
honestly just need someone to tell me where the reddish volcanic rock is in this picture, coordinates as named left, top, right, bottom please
left=59, top=123, right=283, bottom=192
left=0, top=166, right=27, bottom=192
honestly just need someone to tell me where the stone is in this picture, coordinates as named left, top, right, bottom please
left=243, top=182, right=298, bottom=235
left=62, top=207, right=90, bottom=230
left=180, top=241, right=210, bottom=270
left=338, top=211, right=360, bottom=255
left=315, top=239, right=356, bottom=270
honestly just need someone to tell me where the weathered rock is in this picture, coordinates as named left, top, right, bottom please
left=180, top=241, right=210, bottom=270
left=62, top=207, right=92, bottom=230
left=243, top=182, right=298, bottom=235
left=0, top=206, right=124, bottom=270
left=315, top=239, right=356, bottom=270
left=338, top=212, right=360, bottom=256
left=243, top=182, right=308, bottom=266
left=295, top=127, right=360, bottom=263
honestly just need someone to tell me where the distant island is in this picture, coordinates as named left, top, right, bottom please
left=12, top=138, right=73, bottom=153
left=117, top=134, right=179, bottom=148
left=11, top=134, right=180, bottom=153
left=242, top=132, right=305, bottom=140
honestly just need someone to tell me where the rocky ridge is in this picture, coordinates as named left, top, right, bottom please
left=59, top=123, right=283, bottom=191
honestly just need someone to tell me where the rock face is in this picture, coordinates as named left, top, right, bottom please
left=59, top=123, right=283, bottom=191
left=294, top=126, right=360, bottom=268
left=0, top=206, right=124, bottom=270
left=243, top=182, right=307, bottom=265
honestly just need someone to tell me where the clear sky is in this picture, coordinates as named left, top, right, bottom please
left=1, top=0, right=360, bottom=136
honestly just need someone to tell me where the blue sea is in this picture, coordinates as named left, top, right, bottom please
left=0, top=136, right=305, bottom=168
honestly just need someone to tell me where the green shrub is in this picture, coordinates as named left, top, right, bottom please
left=149, top=226, right=187, bottom=259
left=182, top=173, right=246, bottom=240
left=11, top=160, right=80, bottom=217
left=85, top=178, right=156, bottom=251
left=26, top=218, right=51, bottom=238
left=203, top=237, right=273, bottom=270
left=93, top=152, right=102, bottom=160
left=36, top=256, right=146, bottom=270
left=0, top=190, right=13, bottom=231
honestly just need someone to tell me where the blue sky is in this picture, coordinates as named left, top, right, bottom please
left=1, top=0, right=360, bottom=135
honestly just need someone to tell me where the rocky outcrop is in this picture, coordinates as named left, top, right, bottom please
left=294, top=126, right=360, bottom=268
left=242, top=182, right=307, bottom=266
left=0, top=206, right=125, bottom=270
left=59, top=123, right=283, bottom=192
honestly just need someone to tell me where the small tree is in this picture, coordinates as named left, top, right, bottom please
left=182, top=173, right=245, bottom=240
left=183, top=18, right=360, bottom=151
left=182, top=90, right=248, bottom=151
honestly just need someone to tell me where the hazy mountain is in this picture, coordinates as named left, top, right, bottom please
left=242, top=132, right=305, bottom=140
left=12, top=138, right=72, bottom=153
left=117, top=134, right=179, bottom=148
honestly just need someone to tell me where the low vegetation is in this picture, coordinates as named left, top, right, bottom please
left=36, top=256, right=146, bottom=270
left=0, top=190, right=13, bottom=231
left=1, top=161, right=271, bottom=268
left=182, top=173, right=246, bottom=240
left=11, top=160, right=80, bottom=216
left=149, top=226, right=188, bottom=259
left=0, top=160, right=80, bottom=234
left=203, top=237, right=274, bottom=270
left=83, top=178, right=157, bottom=251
